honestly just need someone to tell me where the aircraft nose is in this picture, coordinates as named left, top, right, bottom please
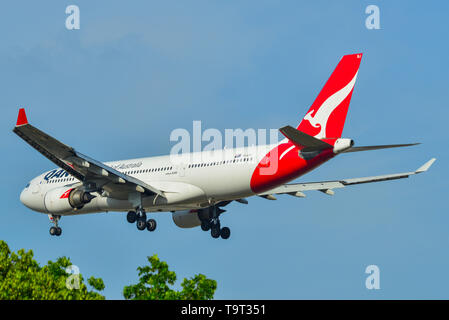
left=20, top=185, right=45, bottom=212
left=20, top=188, right=31, bottom=207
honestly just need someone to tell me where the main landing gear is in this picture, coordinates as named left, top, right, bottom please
left=199, top=206, right=231, bottom=240
left=126, top=208, right=157, bottom=232
left=201, top=219, right=231, bottom=240
left=49, top=215, right=62, bottom=237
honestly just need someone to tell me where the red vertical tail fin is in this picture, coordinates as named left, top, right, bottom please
left=297, top=53, right=363, bottom=139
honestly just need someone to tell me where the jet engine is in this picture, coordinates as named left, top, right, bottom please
left=44, top=187, right=95, bottom=214
left=172, top=210, right=202, bottom=228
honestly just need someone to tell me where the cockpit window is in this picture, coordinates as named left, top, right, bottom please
left=25, top=183, right=30, bottom=188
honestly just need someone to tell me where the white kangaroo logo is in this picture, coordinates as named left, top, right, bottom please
left=304, top=72, right=358, bottom=139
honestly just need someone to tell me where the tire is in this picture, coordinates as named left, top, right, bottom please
left=127, top=211, right=137, bottom=223
left=220, top=227, right=230, bottom=240
left=201, top=220, right=211, bottom=232
left=49, top=227, right=57, bottom=236
left=56, top=227, right=62, bottom=236
left=146, top=219, right=157, bottom=232
left=136, top=219, right=146, bottom=231
left=211, top=227, right=220, bottom=239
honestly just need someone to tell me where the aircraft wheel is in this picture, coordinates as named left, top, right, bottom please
left=220, top=227, right=230, bottom=240
left=55, top=227, right=62, bottom=236
left=146, top=219, right=157, bottom=232
left=211, top=227, right=220, bottom=239
left=50, top=227, right=57, bottom=236
left=127, top=211, right=137, bottom=223
left=201, top=220, right=211, bottom=231
left=136, top=219, right=147, bottom=231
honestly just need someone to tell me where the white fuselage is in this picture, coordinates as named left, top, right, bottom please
left=20, top=144, right=280, bottom=215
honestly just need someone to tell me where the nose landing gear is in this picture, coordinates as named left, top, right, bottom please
left=48, top=215, right=62, bottom=237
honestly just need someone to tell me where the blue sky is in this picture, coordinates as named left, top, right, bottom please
left=1, top=1, right=448, bottom=299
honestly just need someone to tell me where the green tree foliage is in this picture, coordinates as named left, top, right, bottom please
left=123, top=254, right=217, bottom=300
left=0, top=240, right=104, bottom=300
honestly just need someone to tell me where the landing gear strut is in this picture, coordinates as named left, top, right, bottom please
left=126, top=208, right=157, bottom=232
left=210, top=218, right=221, bottom=238
left=49, top=215, right=62, bottom=237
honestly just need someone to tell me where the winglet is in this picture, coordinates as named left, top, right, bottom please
left=416, top=158, right=436, bottom=173
left=16, top=108, right=28, bottom=126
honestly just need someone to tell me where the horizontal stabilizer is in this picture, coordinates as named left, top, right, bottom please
left=279, top=125, right=332, bottom=151
left=342, top=143, right=420, bottom=153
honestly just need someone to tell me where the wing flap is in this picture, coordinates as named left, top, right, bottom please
left=258, top=158, right=436, bottom=197
left=75, top=151, right=164, bottom=196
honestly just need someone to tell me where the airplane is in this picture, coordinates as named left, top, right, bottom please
left=15, top=53, right=435, bottom=239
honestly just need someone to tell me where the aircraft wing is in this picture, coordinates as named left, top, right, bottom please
left=257, top=158, right=436, bottom=199
left=13, top=108, right=165, bottom=198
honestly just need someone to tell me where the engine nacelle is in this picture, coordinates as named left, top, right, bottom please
left=333, top=138, right=354, bottom=153
left=172, top=210, right=201, bottom=228
left=44, top=187, right=95, bottom=214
